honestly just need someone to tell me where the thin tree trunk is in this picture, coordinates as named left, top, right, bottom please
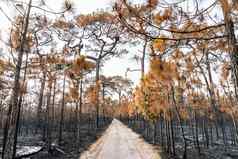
left=203, top=115, right=209, bottom=148
left=153, top=121, right=157, bottom=144
left=75, top=80, right=80, bottom=142
left=169, top=111, right=175, bottom=156
left=95, top=60, right=100, bottom=128
left=0, top=100, right=3, bottom=130
left=51, top=78, right=57, bottom=132
left=194, top=110, right=201, bottom=155
left=2, top=1, right=32, bottom=158
left=210, top=120, right=213, bottom=146
left=160, top=114, right=164, bottom=147
left=223, top=82, right=238, bottom=141
left=171, top=86, right=187, bottom=159
left=59, top=74, right=66, bottom=145
left=79, top=79, right=83, bottom=125
left=141, top=36, right=147, bottom=79
left=12, top=51, right=29, bottom=158
left=164, top=113, right=170, bottom=154
left=46, top=82, right=52, bottom=152
left=36, top=72, right=46, bottom=135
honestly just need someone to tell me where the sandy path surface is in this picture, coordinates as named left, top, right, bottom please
left=79, top=119, right=162, bottom=159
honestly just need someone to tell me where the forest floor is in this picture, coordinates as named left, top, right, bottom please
left=2, top=119, right=238, bottom=159
left=30, top=121, right=111, bottom=159
left=126, top=120, right=238, bottom=159
left=79, top=119, right=165, bottom=159
left=0, top=118, right=112, bottom=159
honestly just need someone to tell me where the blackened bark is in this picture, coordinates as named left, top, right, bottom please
left=12, top=52, right=29, bottom=158
left=171, top=86, right=187, bottom=159
left=46, top=82, right=52, bottom=152
left=36, top=72, right=46, bottom=135
left=95, top=60, right=100, bottom=128
left=2, top=1, right=32, bottom=158
left=59, top=74, right=66, bottom=145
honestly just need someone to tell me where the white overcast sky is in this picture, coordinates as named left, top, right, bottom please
left=0, top=0, right=146, bottom=85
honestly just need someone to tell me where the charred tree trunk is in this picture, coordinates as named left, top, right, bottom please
left=59, top=74, right=66, bottom=145
left=12, top=51, right=29, bottom=158
left=95, top=60, right=100, bottom=128
left=0, top=100, right=3, bottom=130
left=194, top=110, right=201, bottom=155
left=51, top=78, right=57, bottom=132
left=171, top=86, right=187, bottom=159
left=75, top=79, right=80, bottom=142
left=153, top=120, right=157, bottom=144
left=79, top=79, right=83, bottom=124
left=46, top=82, right=52, bottom=153
left=36, top=72, right=46, bottom=135
left=203, top=114, right=209, bottom=148
left=2, top=1, right=32, bottom=158
left=159, top=113, right=164, bottom=147
left=169, top=111, right=175, bottom=156
left=165, top=118, right=171, bottom=154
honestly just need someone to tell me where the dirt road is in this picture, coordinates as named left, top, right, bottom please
left=79, top=119, right=162, bottom=159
